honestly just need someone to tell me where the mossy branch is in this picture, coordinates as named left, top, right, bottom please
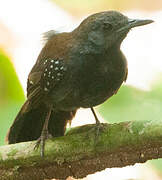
left=0, top=120, right=162, bottom=180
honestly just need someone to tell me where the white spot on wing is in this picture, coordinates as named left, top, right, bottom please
left=57, top=72, right=61, bottom=76
left=44, top=60, right=48, bottom=64
left=44, top=87, right=48, bottom=91
left=47, top=82, right=50, bottom=86
left=55, top=60, right=59, bottom=64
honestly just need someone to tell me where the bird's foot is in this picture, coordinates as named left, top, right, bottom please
left=34, top=129, right=50, bottom=157
left=89, top=107, right=105, bottom=143
left=95, top=120, right=103, bottom=136
left=85, top=121, right=105, bottom=145
left=93, top=121, right=105, bottom=144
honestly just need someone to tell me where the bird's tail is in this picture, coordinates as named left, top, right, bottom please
left=6, top=100, right=76, bottom=144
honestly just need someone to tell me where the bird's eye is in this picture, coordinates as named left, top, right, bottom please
left=103, top=23, right=113, bottom=31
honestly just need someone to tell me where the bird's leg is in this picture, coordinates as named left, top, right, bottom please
left=35, top=106, right=52, bottom=157
left=91, top=107, right=100, bottom=125
left=90, top=107, right=104, bottom=141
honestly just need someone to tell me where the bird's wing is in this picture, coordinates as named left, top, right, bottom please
left=26, top=58, right=68, bottom=109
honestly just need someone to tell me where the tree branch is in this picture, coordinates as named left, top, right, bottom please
left=0, top=120, right=162, bottom=180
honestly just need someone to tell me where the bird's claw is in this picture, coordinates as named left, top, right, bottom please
left=94, top=122, right=104, bottom=144
left=34, top=129, right=49, bottom=157
left=85, top=122, right=105, bottom=145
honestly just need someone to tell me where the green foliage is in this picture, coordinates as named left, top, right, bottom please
left=0, top=50, right=25, bottom=146
left=97, top=82, right=162, bottom=123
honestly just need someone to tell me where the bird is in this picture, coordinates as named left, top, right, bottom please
left=6, top=11, right=153, bottom=156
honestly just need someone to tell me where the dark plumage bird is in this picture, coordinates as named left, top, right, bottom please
left=6, top=11, right=153, bottom=156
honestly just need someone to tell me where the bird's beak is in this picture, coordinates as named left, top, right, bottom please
left=127, top=18, right=154, bottom=28
left=117, top=18, right=154, bottom=33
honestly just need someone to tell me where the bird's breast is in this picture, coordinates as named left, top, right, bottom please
left=76, top=50, right=128, bottom=108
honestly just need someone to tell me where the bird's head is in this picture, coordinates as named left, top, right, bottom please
left=74, top=11, right=153, bottom=49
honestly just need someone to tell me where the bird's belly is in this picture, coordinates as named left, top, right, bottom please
left=77, top=52, right=127, bottom=108
left=78, top=73, right=124, bottom=108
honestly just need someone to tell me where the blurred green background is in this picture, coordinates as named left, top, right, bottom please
left=0, top=50, right=25, bottom=145
left=97, top=77, right=162, bottom=124
left=0, top=0, right=162, bottom=179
